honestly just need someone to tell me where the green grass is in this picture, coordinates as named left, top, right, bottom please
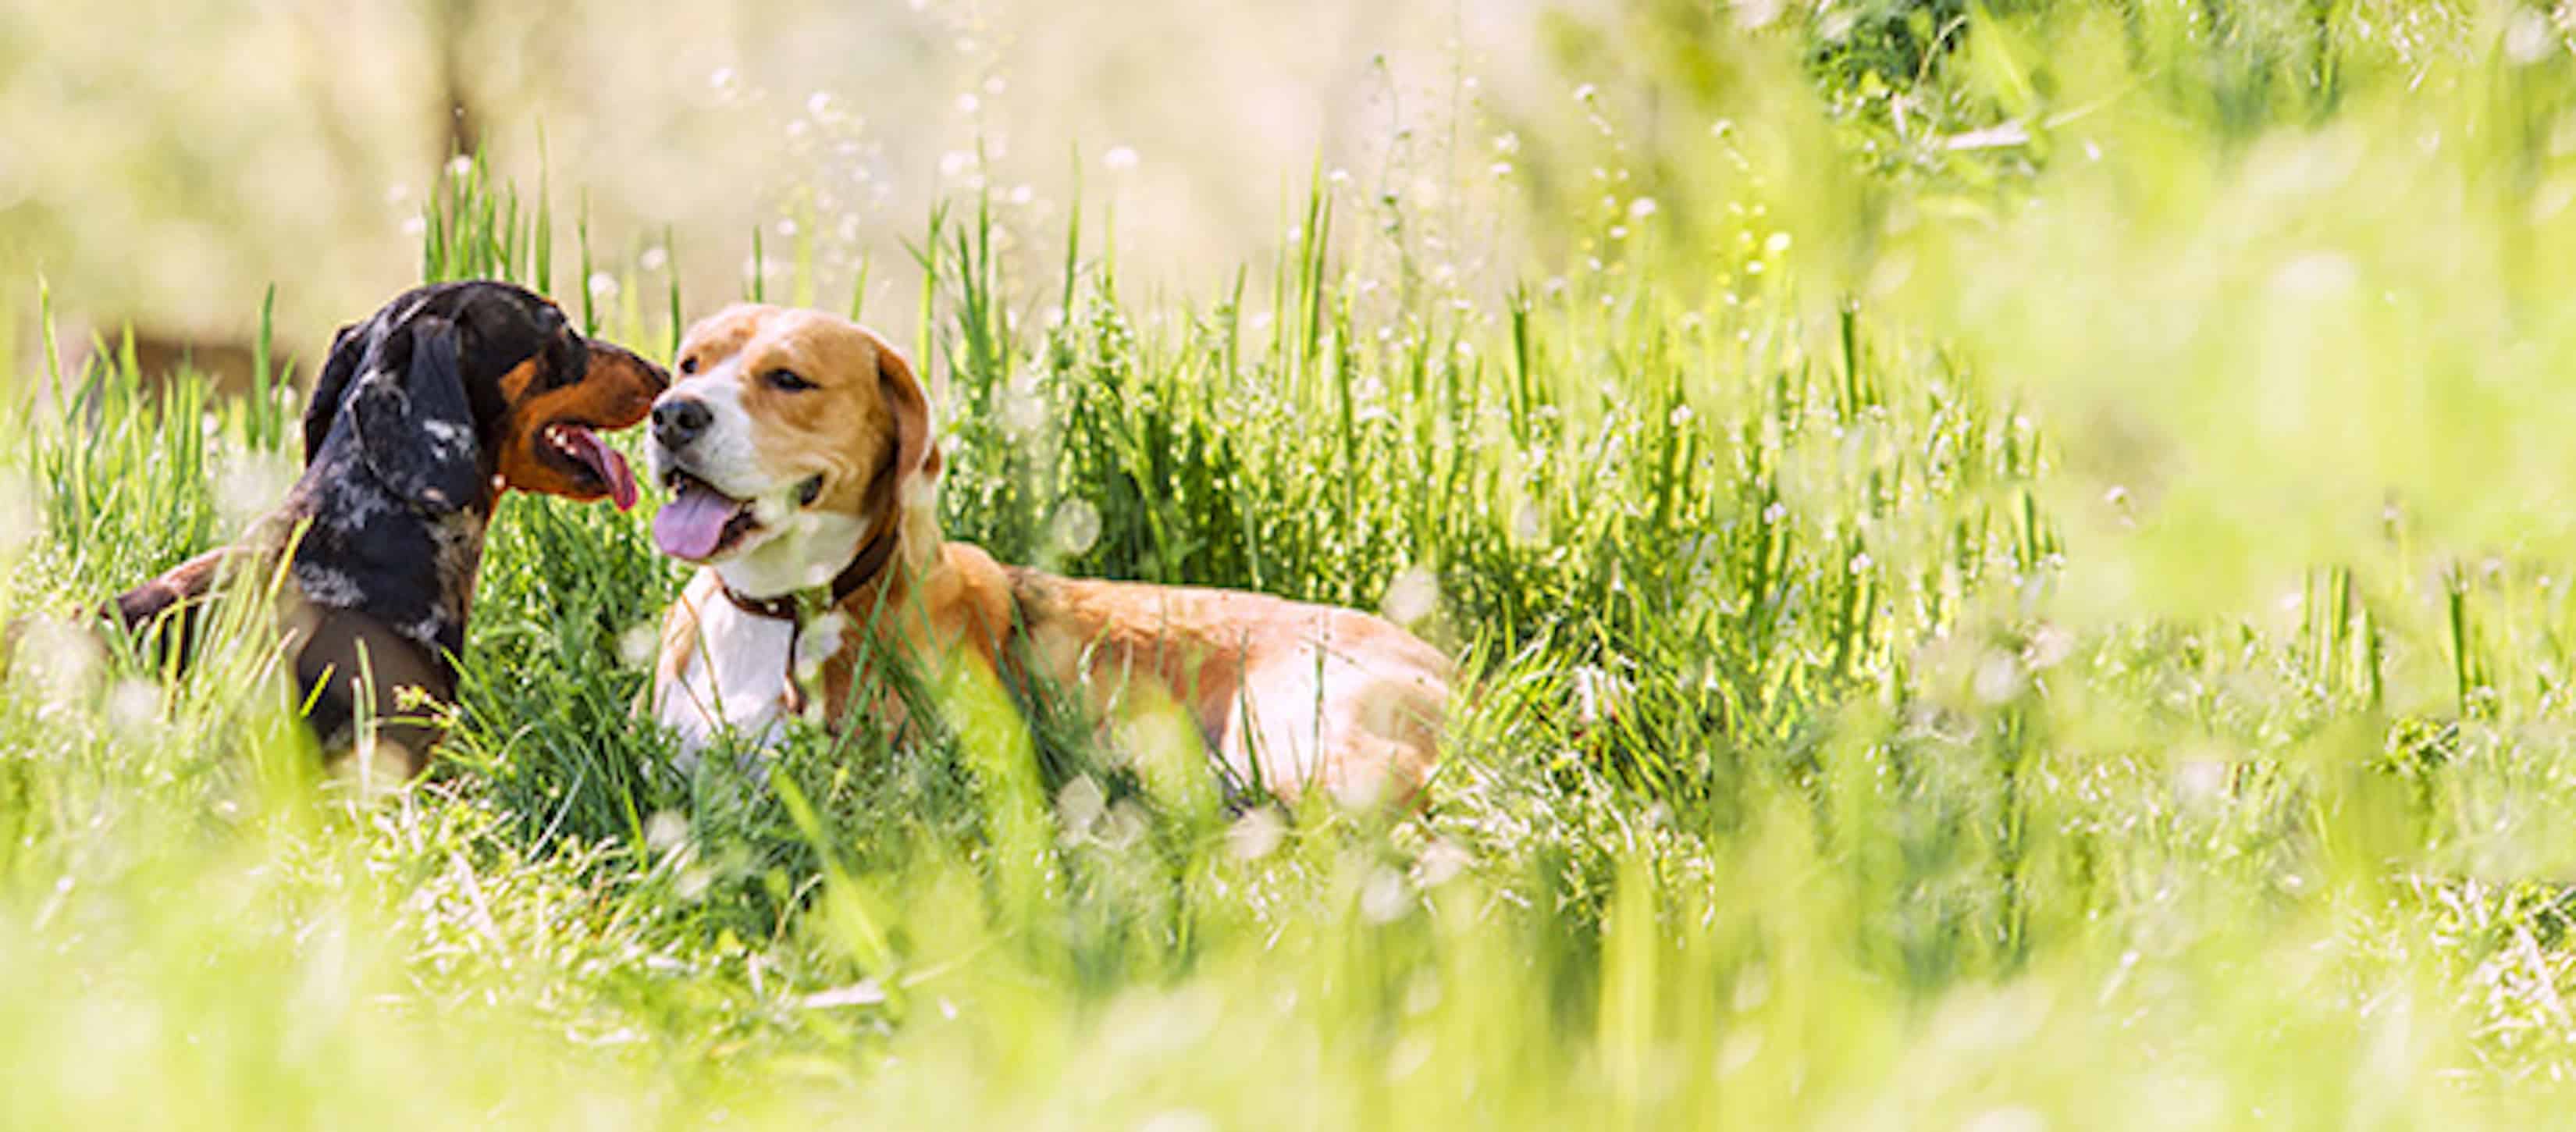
left=20, top=2, right=2576, bottom=1125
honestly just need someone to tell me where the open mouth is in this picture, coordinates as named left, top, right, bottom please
left=653, top=470, right=763, bottom=562
left=539, top=422, right=640, bottom=511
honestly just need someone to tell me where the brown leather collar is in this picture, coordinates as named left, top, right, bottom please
left=717, top=525, right=902, bottom=623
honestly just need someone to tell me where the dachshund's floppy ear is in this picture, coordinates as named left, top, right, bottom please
left=348, top=315, right=482, bottom=514
left=302, top=320, right=365, bottom=467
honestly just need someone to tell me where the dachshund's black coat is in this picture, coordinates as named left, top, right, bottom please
left=109, top=280, right=666, bottom=774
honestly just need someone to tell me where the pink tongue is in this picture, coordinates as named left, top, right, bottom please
left=653, top=482, right=744, bottom=561
left=562, top=427, right=640, bottom=511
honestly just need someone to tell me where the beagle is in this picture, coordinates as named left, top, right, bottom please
left=644, top=305, right=1448, bottom=806
left=109, top=281, right=668, bottom=775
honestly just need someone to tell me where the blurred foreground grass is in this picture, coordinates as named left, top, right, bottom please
left=17, top=2, right=2576, bottom=1126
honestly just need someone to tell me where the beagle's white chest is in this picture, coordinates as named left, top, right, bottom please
left=656, top=590, right=850, bottom=762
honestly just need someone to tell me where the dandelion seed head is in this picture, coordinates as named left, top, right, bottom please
left=617, top=623, right=659, bottom=670
left=105, top=678, right=159, bottom=739
left=1973, top=652, right=2025, bottom=704
left=1512, top=500, right=1547, bottom=546
left=2508, top=9, right=2554, bottom=65
left=1227, top=806, right=1285, bottom=860
left=1382, top=564, right=1439, bottom=627
left=214, top=451, right=295, bottom=535
left=1360, top=868, right=1412, bottom=924
left=1051, top=499, right=1101, bottom=557
left=646, top=810, right=688, bottom=853
left=1415, top=839, right=1471, bottom=888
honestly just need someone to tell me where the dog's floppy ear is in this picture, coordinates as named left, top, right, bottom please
left=873, top=339, right=943, bottom=564
left=348, top=315, right=483, bottom=514
left=876, top=341, right=938, bottom=484
left=301, top=320, right=366, bottom=467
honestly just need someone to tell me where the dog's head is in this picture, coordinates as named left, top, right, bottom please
left=303, top=280, right=668, bottom=514
left=645, top=304, right=941, bottom=596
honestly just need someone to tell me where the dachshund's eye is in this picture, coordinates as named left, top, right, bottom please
left=678, top=355, right=699, bottom=376
left=764, top=368, right=816, bottom=393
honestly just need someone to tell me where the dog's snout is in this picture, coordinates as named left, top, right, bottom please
left=619, top=347, right=672, bottom=395
left=653, top=397, right=713, bottom=449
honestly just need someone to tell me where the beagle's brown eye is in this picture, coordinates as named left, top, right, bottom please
left=678, top=355, right=699, bottom=375
left=764, top=368, right=816, bottom=393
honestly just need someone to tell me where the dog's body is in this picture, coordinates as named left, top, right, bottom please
left=111, top=282, right=666, bottom=774
left=645, top=305, right=1447, bottom=805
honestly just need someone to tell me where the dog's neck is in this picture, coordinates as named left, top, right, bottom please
left=713, top=510, right=873, bottom=601
left=715, top=484, right=948, bottom=618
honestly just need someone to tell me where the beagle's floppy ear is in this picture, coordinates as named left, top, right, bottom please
left=349, top=315, right=483, bottom=514
left=301, top=320, right=366, bottom=467
left=873, top=339, right=944, bottom=564
left=876, top=340, right=938, bottom=485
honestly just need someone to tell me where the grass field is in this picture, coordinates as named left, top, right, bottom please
left=17, top=1, right=2576, bottom=1126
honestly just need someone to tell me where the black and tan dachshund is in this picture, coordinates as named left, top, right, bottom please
left=110, top=280, right=667, bottom=775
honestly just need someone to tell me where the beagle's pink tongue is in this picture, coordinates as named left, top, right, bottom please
left=562, top=427, right=639, bottom=511
left=653, top=482, right=743, bottom=561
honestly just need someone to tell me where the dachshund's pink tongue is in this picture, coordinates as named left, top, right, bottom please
left=562, top=427, right=639, bottom=511
left=653, top=481, right=745, bottom=561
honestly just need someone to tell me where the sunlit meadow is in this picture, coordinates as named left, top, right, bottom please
left=13, top=0, right=2576, bottom=1127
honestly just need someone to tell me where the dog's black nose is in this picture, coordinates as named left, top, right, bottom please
left=653, top=398, right=713, bottom=448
